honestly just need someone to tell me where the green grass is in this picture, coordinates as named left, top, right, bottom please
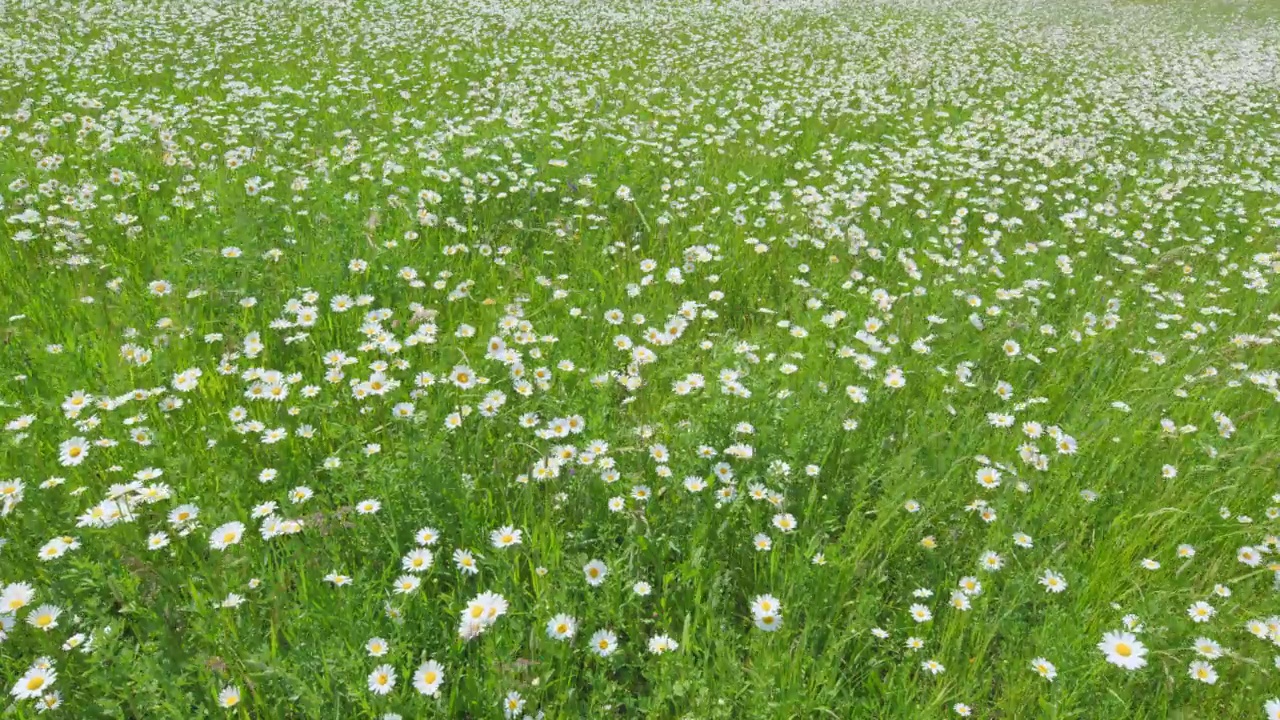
left=0, top=0, right=1279, bottom=718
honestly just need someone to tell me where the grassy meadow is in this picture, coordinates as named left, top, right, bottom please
left=1, top=0, right=1279, bottom=717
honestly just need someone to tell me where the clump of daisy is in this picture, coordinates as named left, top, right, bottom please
left=459, top=591, right=509, bottom=641
left=750, top=594, right=783, bottom=631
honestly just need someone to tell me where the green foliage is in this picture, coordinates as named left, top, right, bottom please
left=0, top=0, right=1278, bottom=718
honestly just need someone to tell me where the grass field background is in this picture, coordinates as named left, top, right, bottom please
left=1, top=0, right=1279, bottom=717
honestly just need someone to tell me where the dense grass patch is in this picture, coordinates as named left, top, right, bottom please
left=1, top=0, right=1279, bottom=717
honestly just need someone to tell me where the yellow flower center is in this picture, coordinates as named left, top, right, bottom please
left=1115, top=643, right=1132, bottom=657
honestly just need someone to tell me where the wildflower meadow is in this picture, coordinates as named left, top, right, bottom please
left=1, top=0, right=1279, bottom=717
